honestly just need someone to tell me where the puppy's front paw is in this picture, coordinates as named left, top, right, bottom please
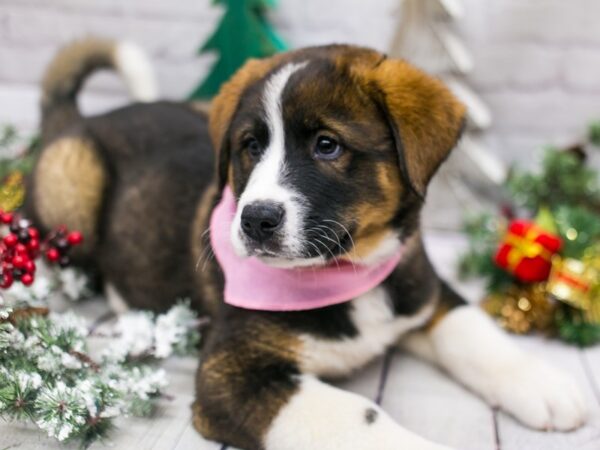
left=490, top=357, right=587, bottom=431
left=266, top=375, right=455, bottom=450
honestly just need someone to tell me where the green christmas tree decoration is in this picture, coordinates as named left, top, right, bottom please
left=588, top=120, right=600, bottom=147
left=189, top=0, right=288, bottom=100
left=459, top=120, right=600, bottom=346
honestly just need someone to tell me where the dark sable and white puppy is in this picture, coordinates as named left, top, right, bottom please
left=28, top=39, right=586, bottom=450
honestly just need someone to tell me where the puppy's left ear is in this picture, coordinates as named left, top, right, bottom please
left=370, top=58, right=466, bottom=198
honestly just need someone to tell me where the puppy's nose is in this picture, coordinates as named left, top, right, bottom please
left=241, top=202, right=285, bottom=243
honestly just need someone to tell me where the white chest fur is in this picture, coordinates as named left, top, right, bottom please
left=298, top=286, right=435, bottom=378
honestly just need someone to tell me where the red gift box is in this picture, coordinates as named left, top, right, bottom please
left=495, top=220, right=562, bottom=283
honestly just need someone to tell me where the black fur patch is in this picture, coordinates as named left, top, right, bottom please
left=365, top=407, right=378, bottom=424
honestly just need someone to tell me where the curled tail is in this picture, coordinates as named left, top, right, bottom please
left=40, top=37, right=158, bottom=140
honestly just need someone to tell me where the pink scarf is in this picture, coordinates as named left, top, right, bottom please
left=209, top=188, right=404, bottom=311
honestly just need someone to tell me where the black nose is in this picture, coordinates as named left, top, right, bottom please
left=241, top=202, right=285, bottom=243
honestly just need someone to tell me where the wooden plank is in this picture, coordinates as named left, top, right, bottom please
left=336, top=352, right=387, bottom=401
left=0, top=422, right=81, bottom=450
left=497, top=337, right=600, bottom=450
left=382, top=349, right=497, bottom=450
left=172, top=421, right=225, bottom=450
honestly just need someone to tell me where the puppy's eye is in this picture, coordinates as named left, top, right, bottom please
left=314, top=136, right=342, bottom=160
left=244, top=137, right=262, bottom=159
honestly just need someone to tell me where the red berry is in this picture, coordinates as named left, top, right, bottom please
left=15, top=243, right=27, bottom=255
left=21, top=273, right=34, bottom=286
left=46, top=248, right=60, bottom=262
left=0, top=273, right=13, bottom=289
left=67, top=231, right=83, bottom=245
left=24, top=260, right=35, bottom=273
left=28, top=228, right=39, bottom=239
left=1, top=213, right=13, bottom=224
left=12, top=255, right=26, bottom=268
left=3, top=234, right=17, bottom=247
left=27, top=239, right=40, bottom=253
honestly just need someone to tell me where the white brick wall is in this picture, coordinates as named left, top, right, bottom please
left=1, top=0, right=600, bottom=165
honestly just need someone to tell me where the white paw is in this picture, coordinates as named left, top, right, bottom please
left=430, top=307, right=588, bottom=433
left=266, top=375, right=454, bottom=450
left=489, top=357, right=587, bottom=431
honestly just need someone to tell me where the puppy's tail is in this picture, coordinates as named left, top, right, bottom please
left=40, top=37, right=158, bottom=140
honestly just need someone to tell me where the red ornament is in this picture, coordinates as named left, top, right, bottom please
left=1, top=212, right=13, bottom=224
left=46, top=248, right=60, bottom=262
left=0, top=272, right=13, bottom=289
left=494, top=220, right=562, bottom=283
left=3, top=234, right=17, bottom=247
left=24, top=260, right=36, bottom=273
left=27, top=239, right=40, bottom=253
left=21, top=273, right=34, bottom=286
left=67, top=231, right=83, bottom=245
left=0, top=212, right=83, bottom=289
left=12, top=255, right=26, bottom=269
left=15, top=243, right=27, bottom=255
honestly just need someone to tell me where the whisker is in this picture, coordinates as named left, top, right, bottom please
left=313, top=225, right=343, bottom=253
left=200, top=247, right=216, bottom=272
left=313, top=236, right=340, bottom=270
left=317, top=224, right=343, bottom=250
left=195, top=220, right=233, bottom=272
left=322, top=219, right=357, bottom=271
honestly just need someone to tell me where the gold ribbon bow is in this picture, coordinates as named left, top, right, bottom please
left=505, top=229, right=553, bottom=271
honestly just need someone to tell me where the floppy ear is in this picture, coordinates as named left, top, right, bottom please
left=370, top=58, right=466, bottom=198
left=209, top=57, right=282, bottom=190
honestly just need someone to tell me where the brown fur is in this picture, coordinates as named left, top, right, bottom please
left=194, top=319, right=301, bottom=449
left=41, top=38, right=115, bottom=141
left=189, top=47, right=466, bottom=447
left=32, top=136, right=106, bottom=257
left=367, top=58, right=467, bottom=196
left=349, top=162, right=404, bottom=260
left=209, top=57, right=284, bottom=152
left=30, top=41, right=468, bottom=450
left=191, top=182, right=222, bottom=316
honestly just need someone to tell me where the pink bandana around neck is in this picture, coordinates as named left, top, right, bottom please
left=209, top=188, right=404, bottom=311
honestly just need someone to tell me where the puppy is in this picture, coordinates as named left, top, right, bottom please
left=28, top=38, right=586, bottom=450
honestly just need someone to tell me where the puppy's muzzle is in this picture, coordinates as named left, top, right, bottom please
left=241, top=201, right=285, bottom=244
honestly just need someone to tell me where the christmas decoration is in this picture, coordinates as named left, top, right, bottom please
left=494, top=219, right=562, bottom=283
left=0, top=211, right=82, bottom=289
left=0, top=299, right=202, bottom=447
left=0, top=125, right=39, bottom=212
left=0, top=118, right=206, bottom=445
left=459, top=125, right=600, bottom=346
left=189, top=0, right=288, bottom=100
left=482, top=283, right=556, bottom=335
left=547, top=256, right=597, bottom=314
left=390, top=0, right=507, bottom=230
left=0, top=171, right=25, bottom=213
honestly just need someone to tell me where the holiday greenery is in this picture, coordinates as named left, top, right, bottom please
left=0, top=124, right=39, bottom=212
left=459, top=122, right=600, bottom=346
left=0, top=301, right=201, bottom=447
left=189, top=0, right=288, bottom=99
left=0, top=143, right=204, bottom=448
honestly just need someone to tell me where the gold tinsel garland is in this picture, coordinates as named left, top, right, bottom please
left=482, top=283, right=556, bottom=335
left=0, top=171, right=25, bottom=212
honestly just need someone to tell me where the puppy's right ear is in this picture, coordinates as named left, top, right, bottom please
left=209, top=57, right=280, bottom=190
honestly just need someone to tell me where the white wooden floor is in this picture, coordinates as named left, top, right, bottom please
left=2, top=232, right=600, bottom=450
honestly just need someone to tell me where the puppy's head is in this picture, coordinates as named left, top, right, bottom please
left=209, top=45, right=465, bottom=268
